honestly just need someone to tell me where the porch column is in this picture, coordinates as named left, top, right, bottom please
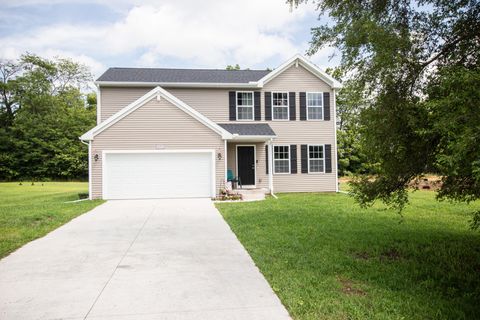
left=268, top=139, right=274, bottom=194
left=224, top=139, right=228, bottom=183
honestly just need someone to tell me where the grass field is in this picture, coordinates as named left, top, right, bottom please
left=216, top=190, right=480, bottom=320
left=0, top=182, right=104, bottom=259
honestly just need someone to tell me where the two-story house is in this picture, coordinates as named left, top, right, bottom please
left=80, top=54, right=342, bottom=199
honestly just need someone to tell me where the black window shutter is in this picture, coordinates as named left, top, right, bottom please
left=301, top=144, right=308, bottom=173
left=325, top=144, right=332, bottom=173
left=289, top=92, right=296, bottom=120
left=290, top=145, right=297, bottom=174
left=323, top=92, right=330, bottom=121
left=229, top=91, right=236, bottom=121
left=265, top=145, right=269, bottom=174
left=254, top=91, right=261, bottom=121
left=264, top=92, right=272, bottom=121
left=299, top=92, right=306, bottom=120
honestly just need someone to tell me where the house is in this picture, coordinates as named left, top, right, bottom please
left=80, top=54, right=342, bottom=200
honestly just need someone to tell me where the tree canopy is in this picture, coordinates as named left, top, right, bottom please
left=289, top=0, right=480, bottom=226
left=0, top=54, right=95, bottom=181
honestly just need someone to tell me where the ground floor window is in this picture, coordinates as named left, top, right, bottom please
left=274, top=145, right=290, bottom=174
left=308, top=145, right=324, bottom=173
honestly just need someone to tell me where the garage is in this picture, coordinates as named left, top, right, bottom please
left=103, top=151, right=214, bottom=199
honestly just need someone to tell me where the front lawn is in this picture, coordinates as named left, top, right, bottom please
left=0, top=182, right=104, bottom=259
left=216, top=190, right=480, bottom=319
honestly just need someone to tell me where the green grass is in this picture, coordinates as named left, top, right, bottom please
left=0, top=182, right=104, bottom=259
left=216, top=190, right=480, bottom=320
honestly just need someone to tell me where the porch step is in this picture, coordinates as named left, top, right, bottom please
left=235, top=188, right=267, bottom=201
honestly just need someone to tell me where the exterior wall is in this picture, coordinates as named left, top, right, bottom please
left=262, top=65, right=337, bottom=192
left=91, top=97, right=225, bottom=199
left=97, top=63, right=337, bottom=194
left=100, top=87, right=230, bottom=122
left=100, top=87, right=152, bottom=122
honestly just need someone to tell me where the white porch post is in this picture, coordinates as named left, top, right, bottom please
left=224, top=139, right=228, bottom=182
left=268, top=139, right=274, bottom=194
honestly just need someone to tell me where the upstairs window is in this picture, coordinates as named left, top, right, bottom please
left=307, top=92, right=323, bottom=120
left=274, top=145, right=290, bottom=174
left=272, top=92, right=289, bottom=120
left=236, top=91, right=254, bottom=120
left=308, top=145, right=324, bottom=173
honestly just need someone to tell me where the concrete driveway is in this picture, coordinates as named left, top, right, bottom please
left=0, top=199, right=290, bottom=320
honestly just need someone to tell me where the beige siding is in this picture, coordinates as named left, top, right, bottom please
left=260, top=65, right=337, bottom=192
left=100, top=87, right=230, bottom=123
left=166, top=88, right=229, bottom=122
left=100, top=87, right=152, bottom=121
left=91, top=97, right=225, bottom=199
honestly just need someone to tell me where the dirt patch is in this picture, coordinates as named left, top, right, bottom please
left=337, top=277, right=367, bottom=296
left=352, top=251, right=371, bottom=260
left=380, top=248, right=403, bottom=261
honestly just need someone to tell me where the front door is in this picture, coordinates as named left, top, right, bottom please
left=237, top=146, right=255, bottom=186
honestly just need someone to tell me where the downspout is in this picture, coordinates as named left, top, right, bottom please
left=268, top=138, right=277, bottom=199
left=80, top=139, right=92, bottom=200
left=332, top=88, right=339, bottom=192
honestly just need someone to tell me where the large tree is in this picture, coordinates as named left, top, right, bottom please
left=289, top=0, right=480, bottom=225
left=0, top=54, right=95, bottom=180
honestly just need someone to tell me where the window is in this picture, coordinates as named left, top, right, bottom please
left=236, top=91, right=254, bottom=120
left=274, top=145, right=290, bottom=174
left=272, top=92, right=289, bottom=120
left=307, top=92, right=323, bottom=120
left=308, top=145, right=324, bottom=173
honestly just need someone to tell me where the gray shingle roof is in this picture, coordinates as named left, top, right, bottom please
left=218, top=123, right=276, bottom=136
left=97, top=67, right=271, bottom=83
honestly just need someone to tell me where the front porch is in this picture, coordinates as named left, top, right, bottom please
left=218, top=123, right=276, bottom=198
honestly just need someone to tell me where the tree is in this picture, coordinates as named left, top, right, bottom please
left=226, top=64, right=241, bottom=70
left=289, top=0, right=480, bottom=225
left=0, top=60, right=23, bottom=128
left=0, top=54, right=95, bottom=181
left=326, top=68, right=369, bottom=176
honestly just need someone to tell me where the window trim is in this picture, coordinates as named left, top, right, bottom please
left=236, top=91, right=254, bottom=121
left=273, top=144, right=291, bottom=175
left=307, top=144, right=325, bottom=174
left=306, top=92, right=324, bottom=121
left=271, top=91, right=290, bottom=121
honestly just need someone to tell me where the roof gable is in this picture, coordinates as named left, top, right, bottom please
left=80, top=87, right=232, bottom=141
left=257, top=54, right=342, bottom=89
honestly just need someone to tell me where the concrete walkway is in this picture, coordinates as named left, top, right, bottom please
left=0, top=199, right=290, bottom=320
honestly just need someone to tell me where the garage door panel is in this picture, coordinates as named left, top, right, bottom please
left=104, top=152, right=212, bottom=199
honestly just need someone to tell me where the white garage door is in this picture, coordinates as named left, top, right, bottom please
left=103, top=151, right=213, bottom=199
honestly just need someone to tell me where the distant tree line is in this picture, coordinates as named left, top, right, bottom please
left=0, top=54, right=96, bottom=181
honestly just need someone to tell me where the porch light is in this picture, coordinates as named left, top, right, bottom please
left=217, top=152, right=222, bottom=160
left=94, top=154, right=99, bottom=162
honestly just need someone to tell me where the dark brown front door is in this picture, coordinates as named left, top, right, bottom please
left=237, top=146, right=255, bottom=185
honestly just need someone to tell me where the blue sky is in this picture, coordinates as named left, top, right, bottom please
left=0, top=0, right=340, bottom=78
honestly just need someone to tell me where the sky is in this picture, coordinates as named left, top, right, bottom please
left=0, top=0, right=340, bottom=79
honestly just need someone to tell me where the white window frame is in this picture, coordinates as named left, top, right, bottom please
left=306, top=92, right=324, bottom=121
left=236, top=91, right=254, bottom=121
left=271, top=91, right=289, bottom=121
left=307, top=144, right=325, bottom=174
left=273, top=145, right=291, bottom=174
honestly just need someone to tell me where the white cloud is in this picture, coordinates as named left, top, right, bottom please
left=0, top=0, right=339, bottom=76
